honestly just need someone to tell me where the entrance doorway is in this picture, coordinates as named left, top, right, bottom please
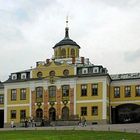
left=49, top=107, right=56, bottom=121
left=36, top=108, right=43, bottom=119
left=62, top=106, right=69, bottom=120
left=111, top=104, right=140, bottom=123
left=0, top=110, right=4, bottom=128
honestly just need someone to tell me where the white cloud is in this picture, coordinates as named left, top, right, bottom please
left=0, top=0, right=140, bottom=81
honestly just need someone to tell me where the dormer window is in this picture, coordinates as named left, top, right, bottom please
left=12, top=74, right=17, bottom=80
left=93, top=67, right=99, bottom=73
left=21, top=73, right=26, bottom=79
left=82, top=68, right=88, bottom=74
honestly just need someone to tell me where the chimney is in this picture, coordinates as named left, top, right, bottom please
left=36, top=62, right=39, bottom=67
left=72, top=57, right=75, bottom=64
left=81, top=57, right=84, bottom=64
left=46, top=59, right=50, bottom=64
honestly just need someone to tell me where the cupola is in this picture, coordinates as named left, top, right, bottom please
left=53, top=17, right=80, bottom=59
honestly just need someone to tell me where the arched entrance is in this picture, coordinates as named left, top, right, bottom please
left=62, top=106, right=69, bottom=120
left=0, top=110, right=4, bottom=128
left=36, top=108, right=43, bottom=119
left=49, top=107, right=56, bottom=121
left=111, top=104, right=140, bottom=123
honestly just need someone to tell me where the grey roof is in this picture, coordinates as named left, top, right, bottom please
left=53, top=27, right=80, bottom=49
left=0, top=81, right=4, bottom=89
left=11, top=69, right=31, bottom=74
left=53, top=38, right=80, bottom=49
left=111, top=73, right=140, bottom=80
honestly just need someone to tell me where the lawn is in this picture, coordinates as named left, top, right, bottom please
left=0, top=130, right=139, bottom=140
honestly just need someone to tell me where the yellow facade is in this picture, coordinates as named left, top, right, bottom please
left=32, top=60, right=75, bottom=78
left=76, top=102, right=102, bottom=121
left=2, top=22, right=140, bottom=127
left=110, top=85, right=140, bottom=104
left=7, top=88, right=30, bottom=105
left=76, top=82, right=103, bottom=100
left=7, top=106, right=30, bottom=123
left=54, top=45, right=79, bottom=59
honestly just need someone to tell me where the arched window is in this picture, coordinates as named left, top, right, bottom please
left=36, top=108, right=43, bottom=119
left=61, top=48, right=66, bottom=58
left=71, top=49, right=75, bottom=57
left=49, top=86, right=56, bottom=98
left=49, top=107, right=56, bottom=121
left=36, top=87, right=43, bottom=99
left=62, top=85, right=69, bottom=97
left=62, top=106, right=69, bottom=120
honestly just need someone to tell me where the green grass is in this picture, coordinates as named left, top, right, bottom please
left=0, top=130, right=139, bottom=140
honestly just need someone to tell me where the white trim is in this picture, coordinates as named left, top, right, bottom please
left=7, top=104, right=30, bottom=107
left=102, top=80, right=107, bottom=120
left=29, top=87, right=32, bottom=117
left=111, top=79, right=140, bottom=86
left=76, top=99, right=102, bottom=103
left=60, top=101, right=70, bottom=104
left=111, top=100, right=140, bottom=104
left=70, top=80, right=77, bottom=115
left=0, top=108, right=4, bottom=110
left=4, top=87, right=7, bottom=123
left=73, top=83, right=76, bottom=115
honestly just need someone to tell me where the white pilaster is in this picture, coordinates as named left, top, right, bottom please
left=29, top=83, right=35, bottom=117
left=71, top=79, right=77, bottom=115
left=4, top=85, right=7, bottom=123
left=102, top=79, right=107, bottom=120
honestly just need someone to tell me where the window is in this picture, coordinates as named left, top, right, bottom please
left=92, top=84, right=98, bottom=96
left=0, top=95, right=4, bottom=104
left=81, top=85, right=87, bottom=96
left=11, top=110, right=16, bottom=119
left=62, top=85, right=69, bottom=97
left=36, top=87, right=43, bottom=98
left=71, top=48, right=75, bottom=57
left=61, top=48, right=66, bottom=58
left=125, top=86, right=131, bottom=97
left=49, top=71, right=55, bottom=76
left=20, top=110, right=26, bottom=119
left=20, top=89, right=26, bottom=100
left=136, top=85, right=140, bottom=96
left=114, top=87, right=120, bottom=98
left=92, top=106, right=98, bottom=115
left=63, top=69, right=69, bottom=76
left=11, top=89, right=17, bottom=101
left=49, top=86, right=56, bottom=98
left=81, top=107, right=87, bottom=116
left=78, top=69, right=82, bottom=74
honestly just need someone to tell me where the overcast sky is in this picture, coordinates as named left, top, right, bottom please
left=0, top=0, right=140, bottom=81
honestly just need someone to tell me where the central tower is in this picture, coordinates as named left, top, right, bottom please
left=53, top=18, right=80, bottom=59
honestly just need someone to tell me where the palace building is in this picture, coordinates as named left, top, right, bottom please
left=0, top=20, right=140, bottom=128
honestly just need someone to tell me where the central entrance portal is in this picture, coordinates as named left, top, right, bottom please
left=62, top=106, right=69, bottom=120
left=36, top=108, right=43, bottom=119
left=111, top=103, right=140, bottom=123
left=49, top=107, right=56, bottom=121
